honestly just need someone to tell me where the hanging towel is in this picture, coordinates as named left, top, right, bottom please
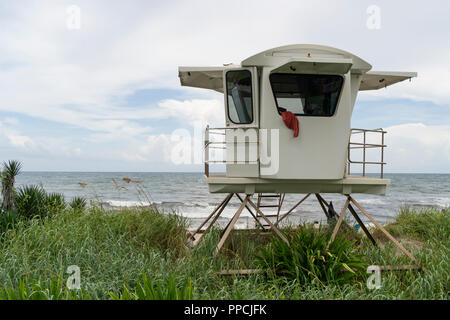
left=281, top=111, right=299, bottom=138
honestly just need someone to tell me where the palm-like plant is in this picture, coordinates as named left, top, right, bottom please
left=69, top=197, right=87, bottom=210
left=1, top=160, right=22, bottom=212
left=256, top=224, right=367, bottom=285
left=15, top=185, right=47, bottom=219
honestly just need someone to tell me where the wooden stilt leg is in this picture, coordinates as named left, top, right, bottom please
left=247, top=198, right=289, bottom=245
left=347, top=203, right=377, bottom=246
left=316, top=193, right=331, bottom=219
left=189, top=193, right=233, bottom=241
left=277, top=193, right=310, bottom=225
left=276, top=194, right=285, bottom=223
left=318, top=194, right=355, bottom=232
left=316, top=194, right=339, bottom=218
left=203, top=193, right=234, bottom=237
left=215, top=195, right=249, bottom=255
left=348, top=196, right=417, bottom=263
left=235, top=194, right=266, bottom=231
left=326, top=197, right=350, bottom=250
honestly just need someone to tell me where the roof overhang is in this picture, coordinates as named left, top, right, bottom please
left=178, top=66, right=231, bottom=93
left=178, top=45, right=417, bottom=93
left=359, top=71, right=417, bottom=91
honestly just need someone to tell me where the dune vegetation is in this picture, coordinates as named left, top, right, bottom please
left=0, top=161, right=448, bottom=300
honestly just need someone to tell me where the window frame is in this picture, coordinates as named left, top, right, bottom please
left=225, top=69, right=254, bottom=125
left=269, top=73, right=344, bottom=118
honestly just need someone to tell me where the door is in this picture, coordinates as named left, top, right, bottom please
left=223, top=67, right=260, bottom=178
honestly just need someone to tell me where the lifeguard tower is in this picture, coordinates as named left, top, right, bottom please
left=179, top=44, right=419, bottom=269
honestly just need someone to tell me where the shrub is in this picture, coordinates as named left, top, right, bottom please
left=256, top=224, right=367, bottom=286
left=69, top=197, right=87, bottom=210
left=14, top=185, right=48, bottom=219
left=45, top=193, right=66, bottom=212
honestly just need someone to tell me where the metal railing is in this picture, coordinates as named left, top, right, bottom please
left=204, top=125, right=387, bottom=179
left=347, top=128, right=386, bottom=178
left=204, top=125, right=260, bottom=177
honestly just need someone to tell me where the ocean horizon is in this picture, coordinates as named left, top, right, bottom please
left=12, top=172, right=450, bottom=228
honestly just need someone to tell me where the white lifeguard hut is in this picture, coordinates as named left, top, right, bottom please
left=179, top=44, right=420, bottom=270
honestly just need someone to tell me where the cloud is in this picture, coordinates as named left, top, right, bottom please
left=0, top=1, right=449, bottom=171
left=121, top=134, right=173, bottom=163
left=123, top=130, right=205, bottom=166
left=7, top=134, right=33, bottom=148
left=359, top=63, right=450, bottom=107
left=349, top=122, right=450, bottom=173
left=385, top=123, right=450, bottom=172
left=158, top=99, right=224, bottom=127
left=1, top=0, right=449, bottom=123
left=0, top=119, right=83, bottom=158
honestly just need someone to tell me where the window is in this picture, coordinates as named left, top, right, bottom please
left=226, top=70, right=253, bottom=124
left=270, top=73, right=343, bottom=117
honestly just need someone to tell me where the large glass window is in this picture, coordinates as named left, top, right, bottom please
left=226, top=70, right=253, bottom=124
left=270, top=73, right=343, bottom=116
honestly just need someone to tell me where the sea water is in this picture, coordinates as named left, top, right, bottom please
left=14, top=172, right=450, bottom=228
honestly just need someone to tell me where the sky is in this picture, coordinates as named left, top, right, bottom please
left=0, top=0, right=449, bottom=173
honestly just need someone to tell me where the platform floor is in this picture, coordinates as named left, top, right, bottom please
left=206, top=175, right=389, bottom=195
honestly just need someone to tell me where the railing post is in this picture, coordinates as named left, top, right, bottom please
left=381, top=130, right=385, bottom=178
left=348, top=128, right=386, bottom=179
left=347, top=131, right=351, bottom=176
left=362, top=130, right=366, bottom=176
left=204, top=125, right=209, bottom=177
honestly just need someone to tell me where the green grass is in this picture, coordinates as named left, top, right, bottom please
left=374, top=206, right=449, bottom=243
left=0, top=275, right=91, bottom=300
left=110, top=272, right=194, bottom=300
left=0, top=205, right=448, bottom=300
left=256, top=224, right=367, bottom=286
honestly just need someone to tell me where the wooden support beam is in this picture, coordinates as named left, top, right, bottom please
left=200, top=193, right=233, bottom=243
left=348, top=203, right=377, bottom=246
left=277, top=193, right=310, bottom=225
left=235, top=194, right=267, bottom=231
left=189, top=193, right=233, bottom=241
left=276, top=194, right=285, bottom=221
left=326, top=197, right=350, bottom=250
left=377, top=265, right=422, bottom=271
left=318, top=194, right=354, bottom=232
left=247, top=198, right=290, bottom=245
left=220, top=269, right=263, bottom=275
left=348, top=196, right=417, bottom=263
left=215, top=195, right=249, bottom=255
left=316, top=194, right=339, bottom=218
left=315, top=193, right=331, bottom=219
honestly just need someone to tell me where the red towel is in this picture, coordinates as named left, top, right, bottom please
left=281, top=111, right=299, bottom=138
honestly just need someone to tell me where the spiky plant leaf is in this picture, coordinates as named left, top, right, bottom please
left=1, top=160, right=22, bottom=211
left=14, top=185, right=48, bottom=219
left=69, top=197, right=87, bottom=210
left=256, top=224, right=367, bottom=285
left=46, top=193, right=66, bottom=212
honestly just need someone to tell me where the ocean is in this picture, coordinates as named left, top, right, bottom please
left=14, top=172, right=450, bottom=228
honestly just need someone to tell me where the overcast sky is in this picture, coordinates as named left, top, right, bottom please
left=0, top=0, right=449, bottom=172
